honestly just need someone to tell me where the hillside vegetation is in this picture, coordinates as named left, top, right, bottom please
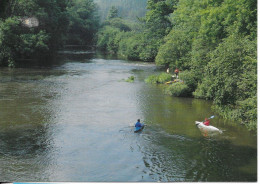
left=96, top=0, right=257, bottom=131
left=94, top=0, right=147, bottom=21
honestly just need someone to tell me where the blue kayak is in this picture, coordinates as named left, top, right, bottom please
left=134, top=124, right=144, bottom=133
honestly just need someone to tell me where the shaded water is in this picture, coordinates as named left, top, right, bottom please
left=0, top=51, right=257, bottom=182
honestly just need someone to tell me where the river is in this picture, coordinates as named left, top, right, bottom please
left=0, top=50, right=257, bottom=182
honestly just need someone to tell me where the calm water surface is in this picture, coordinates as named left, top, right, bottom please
left=0, top=52, right=257, bottom=182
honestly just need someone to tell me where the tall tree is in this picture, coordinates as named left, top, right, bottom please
left=66, top=0, right=99, bottom=45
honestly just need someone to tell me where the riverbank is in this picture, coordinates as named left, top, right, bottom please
left=144, top=71, right=257, bottom=132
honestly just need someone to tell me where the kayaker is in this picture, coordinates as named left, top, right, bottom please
left=203, top=118, right=210, bottom=126
left=174, top=68, right=179, bottom=79
left=135, top=119, right=142, bottom=128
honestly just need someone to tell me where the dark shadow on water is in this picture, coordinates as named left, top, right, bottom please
left=0, top=124, right=53, bottom=157
left=14, top=47, right=96, bottom=69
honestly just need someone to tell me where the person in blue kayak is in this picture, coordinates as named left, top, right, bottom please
left=135, top=119, right=142, bottom=128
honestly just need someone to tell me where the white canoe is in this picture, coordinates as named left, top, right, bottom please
left=195, top=121, right=222, bottom=133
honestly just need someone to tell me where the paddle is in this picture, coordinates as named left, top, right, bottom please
left=208, top=115, right=215, bottom=119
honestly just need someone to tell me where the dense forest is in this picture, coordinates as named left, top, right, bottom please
left=94, top=0, right=147, bottom=22
left=96, top=0, right=257, bottom=131
left=0, top=0, right=99, bottom=66
left=0, top=0, right=257, bottom=130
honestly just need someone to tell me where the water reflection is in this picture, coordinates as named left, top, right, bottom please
left=137, top=129, right=256, bottom=181
left=134, top=75, right=257, bottom=181
left=0, top=68, right=66, bottom=181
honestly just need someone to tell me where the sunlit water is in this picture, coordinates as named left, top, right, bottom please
left=0, top=51, right=257, bottom=182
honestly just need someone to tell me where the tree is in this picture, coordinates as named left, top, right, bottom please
left=107, top=6, right=118, bottom=20
left=0, top=0, right=70, bottom=66
left=94, top=0, right=147, bottom=22
left=66, top=0, right=99, bottom=45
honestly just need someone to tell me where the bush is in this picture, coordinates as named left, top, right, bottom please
left=145, top=75, right=159, bottom=84
left=212, top=95, right=257, bottom=131
left=125, top=76, right=135, bottom=82
left=237, top=96, right=257, bottom=131
left=164, top=83, right=190, bottom=97
left=179, top=70, right=199, bottom=92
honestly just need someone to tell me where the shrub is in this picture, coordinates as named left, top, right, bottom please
left=237, top=96, right=257, bottom=131
left=145, top=75, right=159, bottom=84
left=164, top=83, right=190, bottom=97
left=179, top=70, right=199, bottom=92
left=125, top=76, right=135, bottom=82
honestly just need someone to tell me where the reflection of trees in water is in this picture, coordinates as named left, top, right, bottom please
left=136, top=85, right=215, bottom=136
left=139, top=132, right=256, bottom=182
left=135, top=80, right=256, bottom=181
left=185, top=138, right=257, bottom=181
left=0, top=123, right=56, bottom=181
left=0, top=72, right=61, bottom=181
left=0, top=124, right=53, bottom=157
left=58, top=50, right=95, bottom=62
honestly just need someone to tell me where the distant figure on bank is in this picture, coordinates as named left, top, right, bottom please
left=174, top=68, right=179, bottom=78
left=135, top=119, right=142, bottom=127
left=166, top=68, right=170, bottom=73
left=203, top=118, right=210, bottom=126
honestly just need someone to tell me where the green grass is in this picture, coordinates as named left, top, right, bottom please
left=145, top=73, right=172, bottom=84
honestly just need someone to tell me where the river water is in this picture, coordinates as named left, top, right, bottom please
left=0, top=51, right=257, bottom=182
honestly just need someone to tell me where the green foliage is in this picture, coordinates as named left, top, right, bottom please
left=156, top=28, right=192, bottom=68
left=96, top=26, right=122, bottom=53
left=107, top=6, right=118, bottom=20
left=66, top=0, right=99, bottom=45
left=106, top=18, right=131, bottom=31
left=179, top=70, right=199, bottom=92
left=153, top=0, right=257, bottom=130
left=0, top=0, right=99, bottom=66
left=94, top=0, right=147, bottom=22
left=237, top=96, right=257, bottom=129
left=193, top=34, right=256, bottom=130
left=164, top=83, right=190, bottom=97
left=96, top=0, right=257, bottom=130
left=96, top=0, right=174, bottom=62
left=0, top=0, right=9, bottom=18
left=212, top=95, right=257, bottom=131
left=0, top=17, right=50, bottom=66
left=125, top=76, right=135, bottom=83
left=118, top=33, right=143, bottom=60
left=194, top=35, right=256, bottom=105
left=0, top=0, right=71, bottom=66
left=139, top=37, right=162, bottom=62
left=145, top=75, right=158, bottom=84
left=145, top=73, right=172, bottom=84
left=140, top=0, right=174, bottom=61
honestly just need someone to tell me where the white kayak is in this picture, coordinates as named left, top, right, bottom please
left=195, top=121, right=222, bottom=133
